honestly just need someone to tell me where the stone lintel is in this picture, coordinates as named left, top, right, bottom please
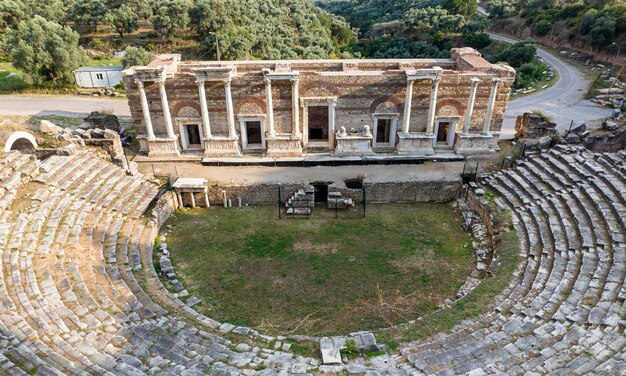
left=192, top=65, right=236, bottom=81
left=405, top=66, right=443, bottom=81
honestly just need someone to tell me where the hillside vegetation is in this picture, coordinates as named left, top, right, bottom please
left=318, top=0, right=486, bottom=58
left=487, top=0, right=625, bottom=51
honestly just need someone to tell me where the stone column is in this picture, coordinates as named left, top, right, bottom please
left=264, top=79, right=275, bottom=137
left=136, top=80, right=155, bottom=140
left=291, top=78, right=301, bottom=137
left=189, top=191, right=196, bottom=208
left=328, top=98, right=337, bottom=146
left=425, top=78, right=440, bottom=135
left=463, top=78, right=481, bottom=135
left=224, top=79, right=236, bottom=138
left=158, top=81, right=176, bottom=139
left=197, top=81, right=212, bottom=139
left=401, top=79, right=415, bottom=133
left=176, top=191, right=183, bottom=208
left=483, top=78, right=500, bottom=135
left=204, top=189, right=210, bottom=208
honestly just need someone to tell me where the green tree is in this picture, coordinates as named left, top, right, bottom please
left=107, top=0, right=152, bottom=20
left=152, top=0, right=192, bottom=39
left=498, top=39, right=537, bottom=68
left=486, top=0, right=516, bottom=19
left=71, top=0, right=108, bottom=31
left=27, top=0, right=68, bottom=24
left=534, top=19, right=551, bottom=35
left=442, top=0, right=477, bottom=17
left=462, top=15, right=489, bottom=34
left=590, top=15, right=616, bottom=49
left=579, top=9, right=597, bottom=34
left=122, top=46, right=154, bottom=67
left=4, top=16, right=88, bottom=84
left=105, top=4, right=139, bottom=38
left=404, top=7, right=465, bottom=35
left=0, top=0, right=27, bottom=31
left=463, top=32, right=491, bottom=49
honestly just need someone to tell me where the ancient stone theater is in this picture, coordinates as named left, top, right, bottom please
left=122, top=47, right=515, bottom=160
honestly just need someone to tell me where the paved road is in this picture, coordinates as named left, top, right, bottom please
left=0, top=95, right=131, bottom=117
left=487, top=34, right=613, bottom=139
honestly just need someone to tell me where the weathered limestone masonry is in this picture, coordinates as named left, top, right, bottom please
left=123, top=48, right=515, bottom=161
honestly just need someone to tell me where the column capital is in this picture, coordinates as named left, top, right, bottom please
left=157, top=80, right=166, bottom=88
left=431, top=77, right=441, bottom=88
left=290, top=77, right=299, bottom=84
left=470, top=78, right=481, bottom=86
left=135, top=80, right=144, bottom=89
left=195, top=80, right=205, bottom=87
left=264, top=78, right=272, bottom=86
left=223, top=78, right=232, bottom=86
left=491, top=77, right=501, bottom=84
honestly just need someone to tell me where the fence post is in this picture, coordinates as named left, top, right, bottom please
left=278, top=185, right=282, bottom=219
left=362, top=186, right=366, bottom=218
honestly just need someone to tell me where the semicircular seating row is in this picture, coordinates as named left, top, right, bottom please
left=0, top=150, right=314, bottom=375
left=397, top=146, right=626, bottom=375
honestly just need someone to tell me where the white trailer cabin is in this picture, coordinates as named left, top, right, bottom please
left=74, top=66, right=124, bottom=88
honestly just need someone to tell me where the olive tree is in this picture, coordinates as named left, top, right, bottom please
left=4, top=16, right=88, bottom=84
left=122, top=46, right=154, bottom=67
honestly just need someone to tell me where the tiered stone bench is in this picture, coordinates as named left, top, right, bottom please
left=0, top=150, right=314, bottom=375
left=396, top=145, right=626, bottom=374
left=1, top=145, right=625, bottom=374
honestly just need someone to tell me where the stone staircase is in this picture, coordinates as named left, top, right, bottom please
left=396, top=146, right=626, bottom=375
left=285, top=187, right=315, bottom=216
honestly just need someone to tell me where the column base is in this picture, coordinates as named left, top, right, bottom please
left=265, top=134, right=303, bottom=157
left=396, top=132, right=435, bottom=156
left=138, top=135, right=181, bottom=157
left=203, top=136, right=242, bottom=157
left=454, top=132, right=496, bottom=156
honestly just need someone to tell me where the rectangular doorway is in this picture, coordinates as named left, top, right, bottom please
left=186, top=124, right=201, bottom=146
left=376, top=119, right=391, bottom=144
left=239, top=116, right=266, bottom=150
left=434, top=120, right=456, bottom=147
left=308, top=106, right=329, bottom=142
left=437, top=122, right=449, bottom=143
left=312, top=182, right=329, bottom=203
left=373, top=115, right=398, bottom=147
left=245, top=121, right=262, bottom=146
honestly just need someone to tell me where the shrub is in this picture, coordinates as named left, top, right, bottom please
left=463, top=32, right=491, bottom=49
left=534, top=19, right=551, bottom=36
left=122, top=46, right=154, bottom=68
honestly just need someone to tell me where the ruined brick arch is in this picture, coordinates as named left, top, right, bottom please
left=436, top=99, right=464, bottom=117
left=300, top=81, right=340, bottom=97
left=369, top=95, right=404, bottom=114
left=234, top=96, right=266, bottom=114
left=172, top=100, right=202, bottom=118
